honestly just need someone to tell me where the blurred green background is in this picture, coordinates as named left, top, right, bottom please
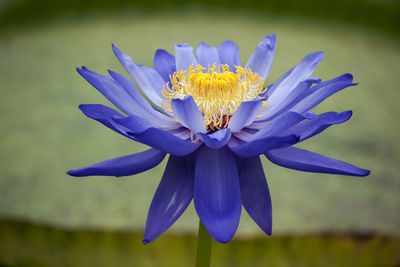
left=0, top=0, right=399, bottom=266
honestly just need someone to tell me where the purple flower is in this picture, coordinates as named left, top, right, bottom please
left=68, top=34, right=370, bottom=244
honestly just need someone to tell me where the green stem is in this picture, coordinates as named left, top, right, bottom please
left=196, top=220, right=212, bottom=267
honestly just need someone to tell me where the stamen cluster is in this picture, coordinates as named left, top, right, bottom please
left=162, top=64, right=267, bottom=131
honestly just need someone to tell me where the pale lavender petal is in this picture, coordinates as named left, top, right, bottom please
left=196, top=42, right=220, bottom=67
left=175, top=43, right=198, bottom=71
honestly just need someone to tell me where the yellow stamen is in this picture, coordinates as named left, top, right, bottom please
left=162, top=64, right=267, bottom=131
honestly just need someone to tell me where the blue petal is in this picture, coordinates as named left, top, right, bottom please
left=265, top=146, right=370, bottom=176
left=78, top=104, right=132, bottom=139
left=282, top=111, right=352, bottom=142
left=144, top=154, right=195, bottom=244
left=114, top=115, right=201, bottom=156
left=228, top=100, right=263, bottom=132
left=245, top=34, right=276, bottom=80
left=136, top=64, right=165, bottom=99
left=67, top=148, right=166, bottom=177
left=196, top=42, right=220, bottom=67
left=261, top=74, right=353, bottom=121
left=218, top=40, right=241, bottom=71
left=112, top=44, right=164, bottom=108
left=108, top=70, right=178, bottom=128
left=266, top=67, right=294, bottom=96
left=249, top=112, right=305, bottom=139
left=304, top=111, right=317, bottom=119
left=267, top=51, right=324, bottom=103
left=174, top=43, right=198, bottom=71
left=107, top=69, right=154, bottom=113
left=153, top=49, right=176, bottom=82
left=194, top=146, right=241, bottom=243
left=171, top=96, right=207, bottom=133
left=170, top=96, right=231, bottom=149
left=301, top=73, right=353, bottom=98
left=197, top=128, right=232, bottom=149
left=291, top=78, right=357, bottom=114
left=238, top=156, right=272, bottom=235
left=232, top=128, right=258, bottom=142
left=229, top=135, right=299, bottom=158
left=77, top=67, right=140, bottom=116
left=167, top=127, right=192, bottom=140
left=257, top=79, right=316, bottom=121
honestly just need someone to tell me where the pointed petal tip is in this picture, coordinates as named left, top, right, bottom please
left=257, top=34, right=276, bottom=51
left=215, top=236, right=233, bottom=244
left=357, top=168, right=371, bottom=177
left=343, top=73, right=354, bottom=81
left=220, top=40, right=237, bottom=46
left=264, top=34, right=277, bottom=49
left=76, top=66, right=86, bottom=75
left=198, top=41, right=209, bottom=47
left=155, top=48, right=171, bottom=57
left=261, top=226, right=272, bottom=236
left=339, top=110, right=353, bottom=122
left=304, top=51, right=325, bottom=63
left=174, top=43, right=191, bottom=48
left=76, top=66, right=92, bottom=77
left=266, top=146, right=371, bottom=177
left=203, top=226, right=235, bottom=243
left=142, top=239, right=150, bottom=245
left=112, top=43, right=122, bottom=56
left=67, top=170, right=84, bottom=177
left=78, top=104, right=93, bottom=113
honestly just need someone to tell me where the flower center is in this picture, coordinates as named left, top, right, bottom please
left=162, top=64, right=267, bottom=131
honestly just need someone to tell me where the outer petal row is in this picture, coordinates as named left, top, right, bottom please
left=144, top=148, right=274, bottom=244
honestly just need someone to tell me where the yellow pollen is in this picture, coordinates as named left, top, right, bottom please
left=162, top=64, right=267, bottom=131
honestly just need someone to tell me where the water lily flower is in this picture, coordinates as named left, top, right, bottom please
left=68, top=34, right=370, bottom=244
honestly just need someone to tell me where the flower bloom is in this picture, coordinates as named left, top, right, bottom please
left=68, top=34, right=370, bottom=244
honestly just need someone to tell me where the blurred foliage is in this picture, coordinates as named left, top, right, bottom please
left=0, top=11, right=399, bottom=235
left=0, top=218, right=399, bottom=267
left=0, top=0, right=399, bottom=37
